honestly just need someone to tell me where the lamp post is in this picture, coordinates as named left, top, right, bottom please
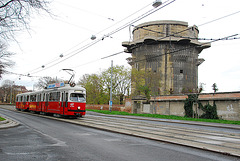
left=10, top=81, right=14, bottom=104
left=109, top=60, right=113, bottom=112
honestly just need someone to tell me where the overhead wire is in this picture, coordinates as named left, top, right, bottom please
left=10, top=0, right=240, bottom=80
left=131, top=8, right=240, bottom=42
left=26, top=0, right=176, bottom=76
left=30, top=39, right=101, bottom=75
left=53, top=17, right=97, bottom=33
left=130, top=34, right=239, bottom=64
left=67, top=8, right=240, bottom=69
left=105, top=0, right=176, bottom=38
left=132, top=24, right=240, bottom=41
left=22, top=1, right=156, bottom=76
left=50, top=33, right=239, bottom=79
left=92, top=1, right=153, bottom=37
left=60, top=0, right=152, bottom=56
left=198, top=10, right=240, bottom=27
left=55, top=1, right=115, bottom=21
left=32, top=9, right=240, bottom=76
left=47, top=50, right=126, bottom=77
left=2, top=69, right=41, bottom=78
left=70, top=51, right=125, bottom=69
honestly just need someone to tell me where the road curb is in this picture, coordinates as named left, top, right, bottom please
left=0, top=116, right=20, bottom=129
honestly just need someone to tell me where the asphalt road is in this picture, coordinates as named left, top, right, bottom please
left=0, top=108, right=239, bottom=161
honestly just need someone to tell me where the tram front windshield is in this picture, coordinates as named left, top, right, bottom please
left=70, top=93, right=86, bottom=102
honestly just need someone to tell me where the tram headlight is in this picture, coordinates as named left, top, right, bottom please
left=78, top=106, right=81, bottom=110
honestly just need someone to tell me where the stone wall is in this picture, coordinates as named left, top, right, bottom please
left=132, top=92, right=240, bottom=121
left=87, top=92, right=240, bottom=121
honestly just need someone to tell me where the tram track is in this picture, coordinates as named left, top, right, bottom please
left=84, top=116, right=240, bottom=140
left=1, top=105, right=240, bottom=157
left=75, top=115, right=240, bottom=156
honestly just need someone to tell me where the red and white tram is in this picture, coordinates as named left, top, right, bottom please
left=16, top=83, right=86, bottom=117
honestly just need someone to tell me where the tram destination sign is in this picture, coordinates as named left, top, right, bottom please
left=47, top=82, right=65, bottom=89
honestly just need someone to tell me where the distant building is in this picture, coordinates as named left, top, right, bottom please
left=0, top=85, right=28, bottom=103
left=122, top=20, right=211, bottom=96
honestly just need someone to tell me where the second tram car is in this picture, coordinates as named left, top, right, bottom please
left=16, top=83, right=86, bottom=117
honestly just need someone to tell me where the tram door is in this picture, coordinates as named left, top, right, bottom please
left=37, top=94, right=40, bottom=111
left=42, top=93, right=45, bottom=112
left=23, top=96, right=26, bottom=109
left=45, top=93, right=49, bottom=113
left=61, top=92, right=65, bottom=115
left=61, top=92, right=68, bottom=115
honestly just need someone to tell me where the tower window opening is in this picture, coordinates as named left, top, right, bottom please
left=180, top=69, right=183, bottom=73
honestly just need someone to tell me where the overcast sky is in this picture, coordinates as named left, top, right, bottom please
left=1, top=0, right=240, bottom=93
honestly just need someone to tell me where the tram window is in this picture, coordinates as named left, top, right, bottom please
left=30, top=95, right=36, bottom=102
left=49, top=93, right=52, bottom=101
left=70, top=93, right=86, bottom=102
left=56, top=92, right=60, bottom=101
left=27, top=95, right=30, bottom=102
left=37, top=95, right=40, bottom=102
left=65, top=93, right=68, bottom=107
left=46, top=94, right=49, bottom=102
left=49, top=92, right=60, bottom=102
left=43, top=93, right=45, bottom=101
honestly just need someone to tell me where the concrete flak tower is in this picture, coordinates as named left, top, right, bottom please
left=122, top=20, right=211, bottom=96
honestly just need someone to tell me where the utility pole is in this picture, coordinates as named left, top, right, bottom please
left=10, top=81, right=14, bottom=104
left=109, top=60, right=113, bottom=112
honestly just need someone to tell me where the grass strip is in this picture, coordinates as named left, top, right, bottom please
left=86, top=109, right=240, bottom=125
left=0, top=117, right=6, bottom=121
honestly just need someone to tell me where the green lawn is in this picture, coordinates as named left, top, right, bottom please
left=0, top=117, right=6, bottom=121
left=87, top=109, right=240, bottom=125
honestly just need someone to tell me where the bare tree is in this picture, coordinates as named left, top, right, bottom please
left=0, top=42, right=15, bottom=77
left=0, top=0, right=50, bottom=78
left=34, top=76, right=64, bottom=90
left=0, top=79, right=28, bottom=103
left=0, top=0, right=49, bottom=41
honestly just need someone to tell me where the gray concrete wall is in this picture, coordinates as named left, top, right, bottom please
left=132, top=92, right=240, bottom=121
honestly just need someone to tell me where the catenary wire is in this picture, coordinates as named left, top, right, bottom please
left=130, top=34, right=238, bottom=64
left=11, top=1, right=240, bottom=78
left=27, top=0, right=176, bottom=76
left=23, top=1, right=157, bottom=75
left=55, top=1, right=115, bottom=21
left=24, top=1, right=154, bottom=74
left=5, top=32, right=239, bottom=79
left=198, top=10, right=240, bottom=27
left=47, top=33, right=239, bottom=79
left=70, top=51, right=125, bottom=69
